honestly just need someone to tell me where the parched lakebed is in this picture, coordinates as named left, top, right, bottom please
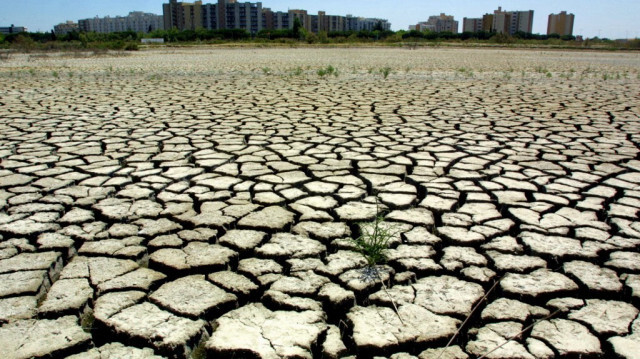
left=1, top=47, right=640, bottom=358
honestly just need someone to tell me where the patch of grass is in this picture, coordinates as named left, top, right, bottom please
left=546, top=71, right=552, bottom=78
left=261, top=66, right=271, bottom=75
left=456, top=67, right=474, bottom=78
left=379, top=66, right=392, bottom=79
left=317, top=65, right=338, bottom=77
left=28, top=68, right=36, bottom=76
left=80, top=309, right=95, bottom=333
left=52, top=71, right=59, bottom=78
left=535, top=66, right=547, bottom=73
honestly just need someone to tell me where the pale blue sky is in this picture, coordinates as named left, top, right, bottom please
left=2, top=0, right=639, bottom=38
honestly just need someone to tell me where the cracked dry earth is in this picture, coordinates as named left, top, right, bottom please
left=0, top=47, right=639, bottom=359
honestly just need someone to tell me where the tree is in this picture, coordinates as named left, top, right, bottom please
left=292, top=17, right=304, bottom=40
left=373, top=21, right=384, bottom=32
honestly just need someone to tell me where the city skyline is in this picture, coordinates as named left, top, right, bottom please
left=3, top=0, right=639, bottom=39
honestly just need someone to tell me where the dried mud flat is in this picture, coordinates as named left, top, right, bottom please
left=0, top=47, right=639, bottom=358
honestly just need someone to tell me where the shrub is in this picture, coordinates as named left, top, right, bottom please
left=124, top=43, right=139, bottom=51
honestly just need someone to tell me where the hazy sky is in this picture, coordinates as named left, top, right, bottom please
left=2, top=0, right=639, bottom=39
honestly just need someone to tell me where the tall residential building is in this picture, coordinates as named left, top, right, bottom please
left=163, top=0, right=203, bottom=31
left=202, top=1, right=263, bottom=34
left=492, top=7, right=533, bottom=35
left=511, top=10, right=534, bottom=34
left=262, top=8, right=290, bottom=31
left=410, top=13, right=458, bottom=33
left=481, top=14, right=494, bottom=32
left=288, top=9, right=311, bottom=32
left=54, top=21, right=79, bottom=35
left=547, top=11, right=574, bottom=36
left=345, top=16, right=390, bottom=31
left=79, top=12, right=163, bottom=33
left=163, top=1, right=389, bottom=34
left=492, top=7, right=511, bottom=34
left=462, top=18, right=483, bottom=33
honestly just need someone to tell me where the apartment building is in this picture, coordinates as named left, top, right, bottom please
left=54, top=21, right=79, bottom=35
left=410, top=13, right=458, bottom=33
left=462, top=18, right=483, bottom=33
left=547, top=11, right=575, bottom=36
left=481, top=14, right=494, bottom=32
left=0, top=25, right=28, bottom=34
left=79, top=12, right=163, bottom=33
left=492, top=7, right=533, bottom=35
left=202, top=1, right=263, bottom=34
left=163, top=0, right=203, bottom=31
left=345, top=16, right=390, bottom=32
left=262, top=8, right=290, bottom=31
left=163, top=1, right=389, bottom=34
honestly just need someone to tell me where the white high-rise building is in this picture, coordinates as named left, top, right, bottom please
left=410, top=13, right=458, bottom=33
left=79, top=12, right=164, bottom=33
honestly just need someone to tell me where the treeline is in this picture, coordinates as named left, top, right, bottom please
left=401, top=30, right=577, bottom=41
left=2, top=27, right=639, bottom=51
left=0, top=30, right=142, bottom=51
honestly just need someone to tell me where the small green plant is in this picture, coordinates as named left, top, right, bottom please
left=28, top=68, right=35, bottom=76
left=68, top=71, right=73, bottom=78
left=261, top=66, right=271, bottom=75
left=456, top=67, right=474, bottom=78
left=290, top=66, right=303, bottom=76
left=354, top=216, right=395, bottom=267
left=546, top=71, right=552, bottom=78
left=352, top=199, right=404, bottom=323
left=603, top=73, right=609, bottom=80
left=317, top=65, right=337, bottom=77
left=52, top=71, right=59, bottom=78
left=379, top=66, right=392, bottom=79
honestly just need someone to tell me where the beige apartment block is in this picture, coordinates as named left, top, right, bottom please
left=462, top=18, right=482, bottom=33
left=492, top=7, right=533, bottom=35
left=163, top=0, right=203, bottom=31
left=548, top=11, right=575, bottom=36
